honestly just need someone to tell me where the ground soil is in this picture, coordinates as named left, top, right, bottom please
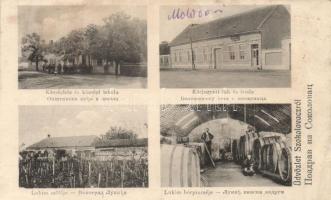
left=18, top=71, right=147, bottom=89
left=160, top=69, right=291, bottom=88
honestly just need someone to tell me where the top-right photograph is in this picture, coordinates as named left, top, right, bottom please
left=160, top=5, right=291, bottom=88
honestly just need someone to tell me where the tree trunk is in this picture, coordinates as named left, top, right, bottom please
left=35, top=59, right=39, bottom=71
left=115, top=61, right=119, bottom=76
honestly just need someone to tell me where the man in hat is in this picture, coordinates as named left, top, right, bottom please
left=201, top=128, right=214, bottom=155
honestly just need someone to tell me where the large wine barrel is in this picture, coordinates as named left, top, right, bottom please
left=283, top=133, right=292, bottom=148
left=239, top=131, right=259, bottom=161
left=185, top=142, right=206, bottom=168
left=238, top=136, right=245, bottom=161
left=161, top=144, right=200, bottom=187
left=253, top=136, right=281, bottom=169
left=278, top=146, right=292, bottom=183
left=211, top=142, right=220, bottom=161
left=267, top=142, right=282, bottom=173
left=232, top=139, right=239, bottom=161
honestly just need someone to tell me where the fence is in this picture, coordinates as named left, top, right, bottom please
left=19, top=156, right=148, bottom=188
left=120, top=62, right=147, bottom=77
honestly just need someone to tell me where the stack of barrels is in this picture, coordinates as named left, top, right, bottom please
left=161, top=144, right=201, bottom=187
left=232, top=131, right=292, bottom=185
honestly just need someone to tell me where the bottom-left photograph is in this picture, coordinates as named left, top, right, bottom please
left=19, top=105, right=148, bottom=188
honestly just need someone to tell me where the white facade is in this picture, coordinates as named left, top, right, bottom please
left=170, top=33, right=291, bottom=70
left=170, top=33, right=262, bottom=70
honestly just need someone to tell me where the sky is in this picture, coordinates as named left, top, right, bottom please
left=19, top=106, right=148, bottom=147
left=160, top=5, right=270, bottom=42
left=18, top=5, right=147, bottom=42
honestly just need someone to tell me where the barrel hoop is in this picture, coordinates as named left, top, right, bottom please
left=180, top=146, right=186, bottom=186
left=196, top=151, right=200, bottom=186
left=188, top=150, right=192, bottom=187
left=168, top=145, right=178, bottom=186
left=278, top=147, right=292, bottom=183
left=273, top=142, right=282, bottom=172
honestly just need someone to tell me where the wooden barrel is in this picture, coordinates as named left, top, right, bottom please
left=284, top=133, right=292, bottom=148
left=239, top=132, right=259, bottom=161
left=211, top=142, right=220, bottom=161
left=232, top=139, right=239, bottom=161
left=261, top=145, right=268, bottom=170
left=253, top=136, right=281, bottom=169
left=278, top=146, right=292, bottom=183
left=239, top=136, right=245, bottom=161
left=267, top=142, right=282, bottom=173
left=161, top=144, right=200, bottom=187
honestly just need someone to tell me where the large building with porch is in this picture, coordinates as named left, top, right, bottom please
left=169, top=5, right=290, bottom=70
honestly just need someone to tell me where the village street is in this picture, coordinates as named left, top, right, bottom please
left=19, top=71, right=147, bottom=89
left=160, top=69, right=291, bottom=88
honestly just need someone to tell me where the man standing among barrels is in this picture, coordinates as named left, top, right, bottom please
left=201, top=128, right=214, bottom=156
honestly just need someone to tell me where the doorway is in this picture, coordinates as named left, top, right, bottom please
left=214, top=48, right=222, bottom=69
left=251, top=44, right=259, bottom=68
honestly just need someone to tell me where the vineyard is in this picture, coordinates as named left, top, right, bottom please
left=19, top=156, right=148, bottom=188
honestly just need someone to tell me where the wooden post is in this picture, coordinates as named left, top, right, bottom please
left=105, top=170, right=108, bottom=187
left=52, top=158, right=55, bottom=183
left=204, top=143, right=216, bottom=168
left=88, top=162, right=91, bottom=187
left=25, top=174, right=29, bottom=186
left=110, top=162, right=113, bottom=186
left=98, top=173, right=101, bottom=187
left=121, top=163, right=124, bottom=188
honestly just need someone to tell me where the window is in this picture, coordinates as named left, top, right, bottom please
left=228, top=46, right=235, bottom=60
left=179, top=51, right=182, bottom=63
left=239, top=44, right=247, bottom=60
left=174, top=52, right=177, bottom=63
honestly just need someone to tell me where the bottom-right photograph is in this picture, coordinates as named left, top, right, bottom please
left=160, top=104, right=291, bottom=187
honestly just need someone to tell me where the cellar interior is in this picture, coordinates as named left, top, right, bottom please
left=161, top=104, right=291, bottom=187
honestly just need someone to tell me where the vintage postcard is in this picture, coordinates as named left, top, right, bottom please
left=0, top=0, right=330, bottom=200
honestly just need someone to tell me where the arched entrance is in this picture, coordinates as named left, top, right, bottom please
left=160, top=104, right=291, bottom=187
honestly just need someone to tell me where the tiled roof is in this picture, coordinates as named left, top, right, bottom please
left=170, top=5, right=285, bottom=46
left=95, top=138, right=148, bottom=148
left=27, top=135, right=98, bottom=149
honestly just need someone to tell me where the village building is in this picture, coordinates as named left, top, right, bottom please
left=160, top=41, right=171, bottom=68
left=26, top=135, right=148, bottom=159
left=169, top=5, right=290, bottom=70
left=26, top=135, right=98, bottom=152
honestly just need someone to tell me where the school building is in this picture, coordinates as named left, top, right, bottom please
left=169, top=5, right=291, bottom=70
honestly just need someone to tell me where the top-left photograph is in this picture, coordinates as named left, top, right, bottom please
left=18, top=5, right=147, bottom=89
